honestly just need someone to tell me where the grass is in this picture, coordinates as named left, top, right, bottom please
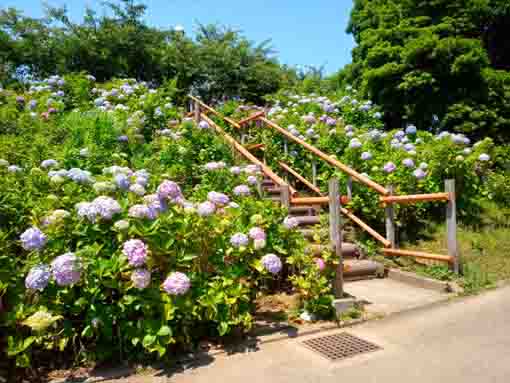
left=372, top=202, right=510, bottom=294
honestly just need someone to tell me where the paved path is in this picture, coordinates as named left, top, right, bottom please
left=105, top=285, right=510, bottom=383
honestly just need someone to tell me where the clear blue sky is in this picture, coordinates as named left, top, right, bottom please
left=2, top=0, right=355, bottom=74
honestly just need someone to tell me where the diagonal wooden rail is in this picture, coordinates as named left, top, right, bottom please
left=188, top=96, right=459, bottom=269
left=200, top=113, right=297, bottom=196
left=259, top=117, right=390, bottom=195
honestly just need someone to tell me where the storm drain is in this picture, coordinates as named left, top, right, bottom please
left=302, top=332, right=381, bottom=361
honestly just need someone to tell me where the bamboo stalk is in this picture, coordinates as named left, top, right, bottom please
left=259, top=117, right=389, bottom=195
left=382, top=248, right=454, bottom=263
left=200, top=114, right=296, bottom=196
left=279, top=161, right=323, bottom=196
left=380, top=193, right=450, bottom=205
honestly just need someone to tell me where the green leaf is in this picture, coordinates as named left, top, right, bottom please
left=157, top=325, right=172, bottom=337
left=81, top=325, right=93, bottom=338
left=142, top=334, right=157, bottom=347
left=218, top=322, right=229, bottom=336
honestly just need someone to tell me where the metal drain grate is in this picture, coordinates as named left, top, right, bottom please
left=302, top=332, right=381, bottom=361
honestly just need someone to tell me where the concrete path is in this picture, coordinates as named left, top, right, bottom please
left=345, top=278, right=448, bottom=315
left=113, top=285, right=510, bottom=383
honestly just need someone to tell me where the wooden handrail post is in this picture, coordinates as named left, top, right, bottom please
left=329, top=178, right=344, bottom=298
left=385, top=185, right=396, bottom=248
left=280, top=184, right=291, bottom=209
left=445, top=179, right=459, bottom=273
left=194, top=100, right=200, bottom=124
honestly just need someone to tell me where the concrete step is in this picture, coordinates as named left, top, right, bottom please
left=294, top=215, right=321, bottom=226
left=305, top=242, right=360, bottom=258
left=344, top=259, right=384, bottom=281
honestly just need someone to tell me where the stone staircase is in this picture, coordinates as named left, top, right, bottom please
left=261, top=178, right=384, bottom=281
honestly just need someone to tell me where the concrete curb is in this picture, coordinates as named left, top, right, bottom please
left=387, top=268, right=463, bottom=293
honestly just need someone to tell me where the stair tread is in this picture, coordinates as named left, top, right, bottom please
left=293, top=216, right=321, bottom=226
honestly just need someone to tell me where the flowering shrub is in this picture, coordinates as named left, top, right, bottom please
left=0, top=79, right=325, bottom=373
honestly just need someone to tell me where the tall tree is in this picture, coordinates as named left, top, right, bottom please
left=346, top=0, right=510, bottom=141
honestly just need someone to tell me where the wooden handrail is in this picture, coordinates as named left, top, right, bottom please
left=382, top=248, right=453, bottom=263
left=239, top=111, right=265, bottom=126
left=259, top=117, right=389, bottom=195
left=341, top=207, right=392, bottom=247
left=279, top=161, right=324, bottom=196
left=189, top=95, right=241, bottom=129
left=290, top=196, right=350, bottom=205
left=246, top=143, right=265, bottom=151
left=381, top=193, right=450, bottom=205
left=200, top=114, right=296, bottom=196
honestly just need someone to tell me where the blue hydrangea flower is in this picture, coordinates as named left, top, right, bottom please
left=413, top=168, right=427, bottom=180
left=208, top=191, right=230, bottom=206
left=233, top=185, right=251, bottom=196
left=25, top=264, right=51, bottom=291
left=114, top=174, right=130, bottom=190
left=349, top=138, right=362, bottom=149
left=261, top=254, right=283, bottom=274
left=361, top=152, right=372, bottom=161
left=197, top=201, right=216, bottom=217
left=230, top=233, right=249, bottom=248
left=20, top=227, right=48, bottom=251
left=405, top=125, right=417, bottom=135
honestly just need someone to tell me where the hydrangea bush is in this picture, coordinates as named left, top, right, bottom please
left=0, top=77, right=325, bottom=372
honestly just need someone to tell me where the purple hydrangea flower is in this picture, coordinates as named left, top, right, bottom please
left=283, top=216, right=299, bottom=230
left=205, top=161, right=226, bottom=171
left=208, top=191, right=230, bottom=206
left=402, top=158, right=415, bottom=168
left=20, top=227, right=48, bottom=251
left=394, top=130, right=406, bottom=140
left=129, top=184, right=146, bottom=196
left=479, top=153, right=490, bottom=162
left=261, top=254, right=282, bottom=274
left=244, top=164, right=260, bottom=175
left=383, top=162, right=397, bottom=173
left=51, top=253, right=82, bottom=286
left=25, top=264, right=51, bottom=291
left=349, top=138, right=362, bottom=149
left=131, top=269, right=151, bottom=289
left=163, top=272, right=191, bottom=295
left=413, top=168, right=427, bottom=180
left=8, top=165, right=22, bottom=173
left=68, top=168, right=93, bottom=184
left=118, top=135, right=128, bottom=142
left=315, top=258, right=326, bottom=271
left=361, top=152, right=372, bottom=161
left=122, top=239, right=148, bottom=267
left=230, top=233, right=249, bottom=247
left=157, top=180, right=182, bottom=201
left=114, top=174, right=130, bottom=190
left=128, top=204, right=156, bottom=220
left=405, top=125, right=417, bottom=135
left=197, top=201, right=216, bottom=217
left=41, top=159, right=58, bottom=169
left=247, top=175, right=258, bottom=185
left=93, top=196, right=122, bottom=220
left=249, top=227, right=266, bottom=241
left=230, top=166, right=242, bottom=175
left=198, top=120, right=209, bottom=129
left=404, top=143, right=415, bottom=152
left=76, top=202, right=100, bottom=222
left=233, top=185, right=251, bottom=196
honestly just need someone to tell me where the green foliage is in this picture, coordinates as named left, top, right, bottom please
left=343, top=0, right=510, bottom=141
left=0, top=2, right=286, bottom=103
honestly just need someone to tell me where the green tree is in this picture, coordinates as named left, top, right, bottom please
left=346, top=0, right=510, bottom=141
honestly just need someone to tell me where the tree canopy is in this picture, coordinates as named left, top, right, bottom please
left=344, top=0, right=510, bottom=141
left=0, top=0, right=287, bottom=102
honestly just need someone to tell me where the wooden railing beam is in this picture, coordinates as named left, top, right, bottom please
left=259, top=117, right=389, bottom=195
